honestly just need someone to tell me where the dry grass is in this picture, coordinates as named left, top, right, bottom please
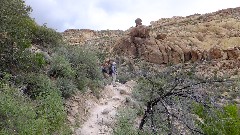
left=219, top=37, right=240, bottom=49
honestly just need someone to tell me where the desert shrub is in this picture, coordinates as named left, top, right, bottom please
left=67, top=46, right=101, bottom=80
left=0, top=82, right=48, bottom=135
left=74, top=76, right=90, bottom=91
left=0, top=0, right=62, bottom=74
left=35, top=87, right=66, bottom=133
left=0, top=73, right=69, bottom=135
left=16, top=73, right=68, bottom=133
left=32, top=24, right=62, bottom=50
left=88, top=79, right=102, bottom=98
left=220, top=18, right=240, bottom=30
left=193, top=104, right=240, bottom=135
left=0, top=1, right=70, bottom=134
left=49, top=54, right=75, bottom=79
left=132, top=65, right=237, bottom=134
left=16, top=51, right=47, bottom=73
left=56, top=77, right=77, bottom=98
left=0, top=74, right=67, bottom=135
left=22, top=73, right=56, bottom=99
left=116, top=64, right=136, bottom=84
left=0, top=0, right=36, bottom=71
left=55, top=45, right=102, bottom=91
left=113, top=108, right=139, bottom=135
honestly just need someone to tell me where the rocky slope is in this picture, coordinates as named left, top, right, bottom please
left=63, top=7, right=240, bottom=134
left=62, top=7, right=240, bottom=65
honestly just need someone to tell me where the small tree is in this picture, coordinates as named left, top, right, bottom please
left=0, top=0, right=35, bottom=71
left=134, top=65, right=237, bottom=134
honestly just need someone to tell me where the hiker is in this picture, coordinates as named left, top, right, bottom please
left=101, top=60, right=110, bottom=78
left=108, top=59, right=117, bottom=87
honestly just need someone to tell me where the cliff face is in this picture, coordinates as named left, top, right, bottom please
left=62, top=7, right=240, bottom=65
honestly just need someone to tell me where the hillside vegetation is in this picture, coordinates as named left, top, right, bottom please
left=0, top=0, right=103, bottom=134
left=62, top=6, right=240, bottom=135
left=1, top=0, right=240, bottom=134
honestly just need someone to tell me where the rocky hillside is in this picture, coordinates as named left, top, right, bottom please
left=63, top=7, right=240, bottom=134
left=62, top=7, right=240, bottom=66
left=62, top=29, right=124, bottom=57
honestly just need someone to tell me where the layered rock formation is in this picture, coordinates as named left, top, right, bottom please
left=113, top=31, right=240, bottom=64
left=62, top=7, right=240, bottom=65
left=112, top=7, right=240, bottom=64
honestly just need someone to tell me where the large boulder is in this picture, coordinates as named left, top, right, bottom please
left=129, top=25, right=150, bottom=40
left=112, top=36, right=137, bottom=57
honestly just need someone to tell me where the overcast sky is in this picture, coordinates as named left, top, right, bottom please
left=25, top=0, right=240, bottom=32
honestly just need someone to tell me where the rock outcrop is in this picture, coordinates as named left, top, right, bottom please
left=111, top=7, right=240, bottom=64
left=112, top=31, right=240, bottom=64
left=62, top=7, right=240, bottom=65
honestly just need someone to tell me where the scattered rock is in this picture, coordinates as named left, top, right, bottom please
left=120, top=89, right=128, bottom=95
left=102, top=108, right=112, bottom=115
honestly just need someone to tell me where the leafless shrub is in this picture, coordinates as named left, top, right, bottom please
left=134, top=65, right=236, bottom=135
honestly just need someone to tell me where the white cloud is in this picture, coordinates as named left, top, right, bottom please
left=25, top=0, right=240, bottom=32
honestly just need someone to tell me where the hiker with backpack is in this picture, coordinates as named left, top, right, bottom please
left=108, top=59, right=117, bottom=87
left=101, top=60, right=110, bottom=78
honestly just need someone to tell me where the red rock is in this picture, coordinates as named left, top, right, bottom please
left=209, top=46, right=223, bottom=60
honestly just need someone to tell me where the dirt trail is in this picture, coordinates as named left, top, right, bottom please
left=75, top=80, right=136, bottom=135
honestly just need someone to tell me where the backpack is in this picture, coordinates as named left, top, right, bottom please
left=109, top=62, right=117, bottom=75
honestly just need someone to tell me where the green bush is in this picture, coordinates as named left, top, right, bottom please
left=75, top=76, right=90, bottom=91
left=55, top=45, right=102, bottom=92
left=31, top=24, right=62, bottom=50
left=18, top=72, right=70, bottom=133
left=193, top=103, right=240, bottom=135
left=56, top=77, right=77, bottom=98
left=22, top=73, right=56, bottom=99
left=0, top=81, right=48, bottom=135
left=16, top=51, right=47, bottom=73
left=67, top=46, right=101, bottom=80
left=49, top=54, right=75, bottom=79
left=113, top=108, right=139, bottom=135
left=0, top=1, right=71, bottom=134
left=35, top=87, right=66, bottom=133
left=0, top=0, right=35, bottom=71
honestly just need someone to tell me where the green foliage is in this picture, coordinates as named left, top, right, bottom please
left=32, top=24, right=62, bottom=49
left=0, top=83, right=46, bottom=135
left=49, top=54, right=75, bottom=78
left=35, top=87, right=66, bottom=133
left=0, top=0, right=35, bottom=71
left=0, top=0, right=62, bottom=73
left=34, top=53, right=47, bottom=67
left=0, top=79, right=49, bottom=135
left=56, top=77, right=77, bottom=98
left=0, top=0, right=72, bottom=134
left=0, top=0, right=106, bottom=134
left=55, top=45, right=103, bottom=92
left=15, top=51, right=47, bottom=73
left=67, top=46, right=101, bottom=81
left=133, top=76, right=165, bottom=104
left=113, top=108, right=139, bottom=135
left=0, top=74, right=69, bottom=135
left=193, top=103, right=240, bottom=135
left=23, top=73, right=56, bottom=99
left=117, top=71, right=134, bottom=84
